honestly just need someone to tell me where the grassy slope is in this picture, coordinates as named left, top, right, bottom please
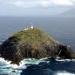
left=12, top=28, right=57, bottom=47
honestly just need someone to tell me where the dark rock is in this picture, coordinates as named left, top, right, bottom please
left=0, top=27, right=74, bottom=64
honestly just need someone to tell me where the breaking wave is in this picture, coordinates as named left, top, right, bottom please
left=55, top=71, right=75, bottom=75
left=0, top=57, right=75, bottom=75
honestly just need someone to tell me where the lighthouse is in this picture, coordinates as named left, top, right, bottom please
left=30, top=25, right=34, bottom=29
left=24, top=26, right=29, bottom=30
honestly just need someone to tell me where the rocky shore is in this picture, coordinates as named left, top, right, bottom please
left=0, top=27, right=75, bottom=64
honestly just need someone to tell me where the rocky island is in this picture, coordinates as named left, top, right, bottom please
left=0, top=26, right=75, bottom=64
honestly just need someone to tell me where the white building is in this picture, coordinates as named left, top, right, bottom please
left=30, top=25, right=34, bottom=29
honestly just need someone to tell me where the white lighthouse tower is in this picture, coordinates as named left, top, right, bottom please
left=30, top=25, right=34, bottom=29
left=24, top=23, right=34, bottom=31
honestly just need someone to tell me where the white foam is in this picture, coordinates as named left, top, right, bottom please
left=20, top=58, right=41, bottom=65
left=1, top=57, right=75, bottom=75
left=0, top=57, right=75, bottom=67
left=0, top=57, right=75, bottom=71
left=0, top=57, right=26, bottom=70
left=55, top=71, right=75, bottom=75
left=0, top=57, right=11, bottom=69
left=20, top=58, right=50, bottom=66
left=11, top=62, right=27, bottom=70
left=0, top=57, right=11, bottom=65
left=56, top=59, right=72, bottom=62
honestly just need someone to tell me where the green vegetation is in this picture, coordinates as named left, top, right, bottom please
left=11, top=28, right=57, bottom=51
left=0, top=27, right=74, bottom=64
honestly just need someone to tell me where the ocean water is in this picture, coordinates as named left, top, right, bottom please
left=0, top=57, right=75, bottom=75
left=0, top=16, right=75, bottom=75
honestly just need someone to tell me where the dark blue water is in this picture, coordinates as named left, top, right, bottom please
left=0, top=16, right=75, bottom=75
left=21, top=59, right=75, bottom=75
left=0, top=57, right=75, bottom=75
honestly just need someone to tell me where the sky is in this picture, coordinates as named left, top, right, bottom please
left=0, top=0, right=75, bottom=16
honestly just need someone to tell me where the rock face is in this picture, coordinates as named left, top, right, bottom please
left=0, top=27, right=75, bottom=64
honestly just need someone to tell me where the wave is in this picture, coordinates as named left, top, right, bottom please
left=0, top=57, right=75, bottom=75
left=55, top=71, right=75, bottom=75
left=0, top=57, right=75, bottom=69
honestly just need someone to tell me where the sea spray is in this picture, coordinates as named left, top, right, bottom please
left=0, top=57, right=50, bottom=75
left=55, top=71, right=75, bottom=75
left=0, top=57, right=26, bottom=75
left=1, top=57, right=75, bottom=75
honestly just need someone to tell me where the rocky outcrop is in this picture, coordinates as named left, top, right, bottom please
left=0, top=27, right=75, bottom=64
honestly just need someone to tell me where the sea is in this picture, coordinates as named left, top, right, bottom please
left=0, top=16, right=75, bottom=75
